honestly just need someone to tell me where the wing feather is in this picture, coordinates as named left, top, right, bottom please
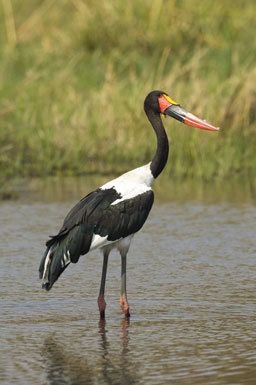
left=40, top=187, right=154, bottom=290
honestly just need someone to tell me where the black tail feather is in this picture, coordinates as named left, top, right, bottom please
left=39, top=241, right=71, bottom=291
left=39, top=225, right=93, bottom=291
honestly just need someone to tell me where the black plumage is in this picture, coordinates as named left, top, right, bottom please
left=39, top=188, right=154, bottom=290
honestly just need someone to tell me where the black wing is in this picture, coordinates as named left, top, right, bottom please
left=46, top=187, right=121, bottom=249
left=39, top=187, right=154, bottom=290
left=93, top=189, right=154, bottom=241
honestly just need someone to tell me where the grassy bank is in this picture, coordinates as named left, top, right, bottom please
left=0, top=0, right=256, bottom=183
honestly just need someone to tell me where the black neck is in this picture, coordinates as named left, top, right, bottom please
left=145, top=107, right=169, bottom=179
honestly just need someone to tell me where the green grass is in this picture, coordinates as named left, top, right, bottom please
left=0, top=0, right=256, bottom=182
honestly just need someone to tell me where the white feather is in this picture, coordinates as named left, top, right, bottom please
left=90, top=234, right=134, bottom=255
left=101, top=163, right=154, bottom=205
left=101, top=235, right=134, bottom=255
left=42, top=247, right=52, bottom=283
left=90, top=234, right=109, bottom=251
left=61, top=250, right=71, bottom=267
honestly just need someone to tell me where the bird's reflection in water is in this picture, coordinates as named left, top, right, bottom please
left=43, top=318, right=138, bottom=385
left=43, top=337, right=94, bottom=385
left=98, top=318, right=137, bottom=385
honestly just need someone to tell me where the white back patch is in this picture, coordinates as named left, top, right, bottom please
left=101, top=163, right=154, bottom=206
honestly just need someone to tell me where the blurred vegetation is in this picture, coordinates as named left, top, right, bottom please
left=0, top=0, right=256, bottom=183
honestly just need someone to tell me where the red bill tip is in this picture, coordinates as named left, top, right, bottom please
left=184, top=112, right=220, bottom=131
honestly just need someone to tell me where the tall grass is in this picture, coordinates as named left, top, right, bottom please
left=0, top=0, right=256, bottom=182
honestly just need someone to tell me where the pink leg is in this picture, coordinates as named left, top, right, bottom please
left=98, top=294, right=106, bottom=318
left=120, top=252, right=130, bottom=318
left=98, top=251, right=109, bottom=319
left=120, top=293, right=130, bottom=317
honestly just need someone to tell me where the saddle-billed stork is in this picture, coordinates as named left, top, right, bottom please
left=39, top=90, right=219, bottom=319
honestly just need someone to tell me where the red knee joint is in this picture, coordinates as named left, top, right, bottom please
left=120, top=294, right=129, bottom=315
left=98, top=295, right=106, bottom=312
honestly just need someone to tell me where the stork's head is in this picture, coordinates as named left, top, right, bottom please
left=144, top=90, right=219, bottom=131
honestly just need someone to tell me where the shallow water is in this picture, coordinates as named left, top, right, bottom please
left=0, top=177, right=256, bottom=385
